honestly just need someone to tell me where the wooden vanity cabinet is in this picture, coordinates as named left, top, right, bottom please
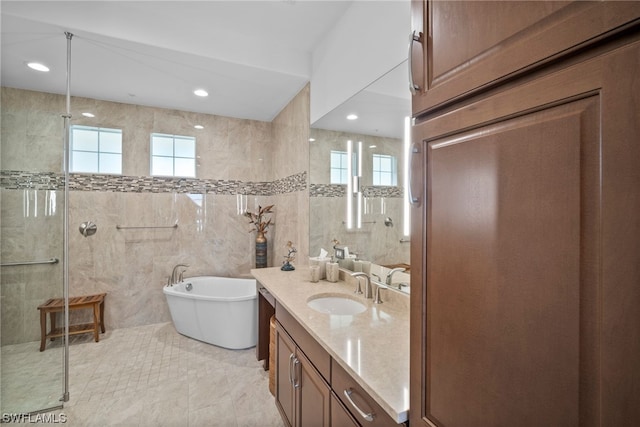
left=331, top=359, right=399, bottom=427
left=256, top=284, right=275, bottom=370
left=410, top=2, right=640, bottom=426
left=275, top=323, right=297, bottom=425
left=275, top=304, right=331, bottom=427
left=274, top=302, right=407, bottom=426
left=330, top=393, right=359, bottom=427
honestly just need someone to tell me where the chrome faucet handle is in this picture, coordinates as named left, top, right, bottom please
left=374, top=283, right=387, bottom=304
left=350, top=272, right=368, bottom=295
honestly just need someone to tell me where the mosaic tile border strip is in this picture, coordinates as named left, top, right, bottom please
left=310, top=183, right=346, bottom=197
left=363, top=185, right=404, bottom=198
left=272, top=172, right=307, bottom=194
left=310, top=183, right=403, bottom=198
left=0, top=171, right=64, bottom=190
left=1, top=171, right=307, bottom=196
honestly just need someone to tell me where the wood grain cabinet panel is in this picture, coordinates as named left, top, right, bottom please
left=331, top=359, right=399, bottom=427
left=275, top=310, right=331, bottom=427
left=275, top=324, right=297, bottom=427
left=410, top=36, right=640, bottom=427
left=297, top=350, right=331, bottom=427
left=426, top=100, right=595, bottom=427
left=330, top=393, right=360, bottom=427
left=410, top=0, right=640, bottom=115
left=274, top=317, right=330, bottom=427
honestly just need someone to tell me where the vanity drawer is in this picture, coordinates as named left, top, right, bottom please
left=331, top=359, right=400, bottom=426
left=276, top=302, right=331, bottom=382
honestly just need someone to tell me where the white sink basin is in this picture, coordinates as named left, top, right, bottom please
left=307, top=294, right=366, bottom=315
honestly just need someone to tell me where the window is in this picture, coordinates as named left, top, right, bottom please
left=151, top=133, right=196, bottom=177
left=70, top=125, right=122, bottom=174
left=330, top=150, right=349, bottom=184
left=372, top=154, right=397, bottom=186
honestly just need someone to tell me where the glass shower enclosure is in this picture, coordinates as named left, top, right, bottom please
left=0, top=88, right=69, bottom=414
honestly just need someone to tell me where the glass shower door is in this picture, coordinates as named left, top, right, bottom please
left=1, top=90, right=67, bottom=414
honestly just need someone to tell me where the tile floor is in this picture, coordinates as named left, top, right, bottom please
left=1, top=322, right=283, bottom=426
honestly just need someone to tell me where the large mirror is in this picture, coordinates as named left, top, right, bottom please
left=309, top=61, right=411, bottom=290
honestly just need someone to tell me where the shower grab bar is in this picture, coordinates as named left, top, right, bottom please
left=341, top=221, right=377, bottom=225
left=1, top=258, right=59, bottom=267
left=116, top=222, right=178, bottom=230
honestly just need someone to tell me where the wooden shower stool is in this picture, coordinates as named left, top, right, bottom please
left=37, top=293, right=106, bottom=352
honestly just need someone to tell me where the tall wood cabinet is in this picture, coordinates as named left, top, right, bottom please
left=409, top=2, right=640, bottom=426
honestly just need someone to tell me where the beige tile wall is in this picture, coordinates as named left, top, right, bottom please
left=271, top=85, right=310, bottom=266
left=1, top=86, right=310, bottom=344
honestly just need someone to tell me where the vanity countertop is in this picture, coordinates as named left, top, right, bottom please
left=251, top=266, right=409, bottom=424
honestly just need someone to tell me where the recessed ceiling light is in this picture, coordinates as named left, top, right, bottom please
left=346, top=114, right=358, bottom=120
left=194, top=89, right=208, bottom=97
left=309, top=138, right=316, bottom=142
left=27, top=62, right=50, bottom=72
left=82, top=112, right=95, bottom=118
left=194, top=125, right=204, bottom=130
left=369, top=145, right=377, bottom=148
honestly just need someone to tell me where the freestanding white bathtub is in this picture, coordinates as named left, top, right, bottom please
left=163, top=276, right=257, bottom=349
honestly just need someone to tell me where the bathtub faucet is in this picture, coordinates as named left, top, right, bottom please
left=169, top=264, right=189, bottom=286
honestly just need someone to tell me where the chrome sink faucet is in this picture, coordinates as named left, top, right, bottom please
left=385, top=267, right=406, bottom=287
left=350, top=272, right=372, bottom=299
left=169, top=263, right=189, bottom=286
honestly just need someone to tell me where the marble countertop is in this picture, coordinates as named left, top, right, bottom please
left=251, top=266, right=410, bottom=423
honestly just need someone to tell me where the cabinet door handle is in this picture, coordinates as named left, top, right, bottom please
left=409, top=142, right=421, bottom=206
left=408, top=30, right=421, bottom=95
left=288, top=353, right=295, bottom=385
left=293, top=357, right=301, bottom=389
left=343, top=388, right=375, bottom=422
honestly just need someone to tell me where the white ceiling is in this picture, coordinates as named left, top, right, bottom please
left=312, top=60, right=410, bottom=139
left=1, top=0, right=409, bottom=138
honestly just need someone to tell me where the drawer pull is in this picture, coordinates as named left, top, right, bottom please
left=343, top=388, right=375, bottom=422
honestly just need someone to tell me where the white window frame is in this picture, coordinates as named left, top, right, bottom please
left=70, top=125, right=123, bottom=174
left=372, top=153, right=398, bottom=186
left=330, top=150, right=350, bottom=184
left=150, top=133, right=196, bottom=178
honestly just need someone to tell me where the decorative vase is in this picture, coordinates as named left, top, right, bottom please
left=255, top=232, right=267, bottom=268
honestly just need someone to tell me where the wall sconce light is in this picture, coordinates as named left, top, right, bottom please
left=346, top=140, right=364, bottom=230
left=346, top=140, right=354, bottom=229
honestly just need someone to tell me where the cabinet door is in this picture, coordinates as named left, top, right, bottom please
left=409, top=38, right=640, bottom=427
left=410, top=0, right=640, bottom=115
left=331, top=393, right=360, bottom=427
left=275, top=323, right=296, bottom=427
left=296, top=350, right=330, bottom=427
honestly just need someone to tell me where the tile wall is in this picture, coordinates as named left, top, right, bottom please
left=0, top=85, right=310, bottom=344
